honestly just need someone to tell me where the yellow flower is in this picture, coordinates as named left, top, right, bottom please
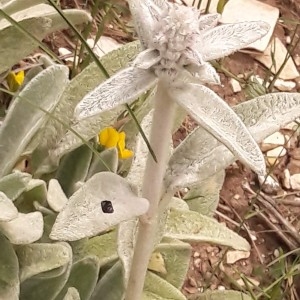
left=6, top=70, right=25, bottom=92
left=98, top=127, right=133, bottom=159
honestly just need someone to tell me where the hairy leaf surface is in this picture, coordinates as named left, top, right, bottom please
left=171, top=83, right=265, bottom=177
left=165, top=209, right=250, bottom=251
left=50, top=172, right=149, bottom=241
left=0, top=65, right=69, bottom=177
left=166, top=93, right=300, bottom=189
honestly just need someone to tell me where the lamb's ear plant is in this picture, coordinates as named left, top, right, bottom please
left=1, top=0, right=300, bottom=299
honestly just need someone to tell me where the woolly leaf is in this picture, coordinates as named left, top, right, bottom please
left=171, top=83, right=265, bottom=178
left=73, top=230, right=118, bottom=267
left=38, top=41, right=141, bottom=154
left=90, top=261, right=124, bottom=300
left=143, top=271, right=186, bottom=300
left=166, top=93, right=300, bottom=189
left=0, top=0, right=46, bottom=15
left=16, top=243, right=72, bottom=282
left=189, top=290, right=252, bottom=300
left=20, top=243, right=72, bottom=300
left=0, top=65, right=69, bottom=177
left=126, top=109, right=154, bottom=194
left=0, top=17, right=51, bottom=74
left=0, top=172, right=31, bottom=201
left=74, top=66, right=157, bottom=120
left=56, top=256, right=100, bottom=300
left=15, top=179, right=47, bottom=213
left=0, top=212, right=43, bottom=244
left=155, top=239, right=191, bottom=289
left=86, top=148, right=119, bottom=180
left=117, top=219, right=137, bottom=285
left=0, top=233, right=19, bottom=300
left=55, top=145, right=93, bottom=197
left=201, top=21, right=270, bottom=61
left=50, top=172, right=149, bottom=241
left=63, top=287, right=80, bottom=300
left=198, top=13, right=220, bottom=31
left=165, top=209, right=250, bottom=251
left=47, top=179, right=68, bottom=212
left=184, top=171, right=225, bottom=216
left=0, top=191, right=18, bottom=221
left=0, top=5, right=91, bottom=73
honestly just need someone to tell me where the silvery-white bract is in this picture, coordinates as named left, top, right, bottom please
left=74, top=0, right=270, bottom=176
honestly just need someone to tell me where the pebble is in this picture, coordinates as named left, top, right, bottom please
left=295, top=56, right=300, bottom=66
left=274, top=79, right=296, bottom=91
left=226, top=250, right=250, bottom=264
left=193, top=251, right=200, bottom=258
left=266, top=146, right=287, bottom=158
left=218, top=285, right=226, bottom=291
left=237, top=277, right=260, bottom=287
left=194, top=258, right=201, bottom=269
left=274, top=249, right=280, bottom=258
left=290, top=174, right=300, bottom=190
left=261, top=132, right=285, bottom=152
left=230, top=78, right=242, bottom=93
left=283, top=169, right=291, bottom=189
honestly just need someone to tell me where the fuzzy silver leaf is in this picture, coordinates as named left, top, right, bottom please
left=74, top=67, right=157, bottom=120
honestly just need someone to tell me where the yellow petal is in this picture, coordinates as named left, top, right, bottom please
left=119, top=148, right=134, bottom=159
left=117, top=132, right=126, bottom=151
left=6, top=70, right=25, bottom=92
left=99, top=127, right=119, bottom=148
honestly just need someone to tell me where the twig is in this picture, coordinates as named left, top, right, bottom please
left=219, top=198, right=264, bottom=264
left=255, top=208, right=298, bottom=250
left=243, top=183, right=300, bottom=249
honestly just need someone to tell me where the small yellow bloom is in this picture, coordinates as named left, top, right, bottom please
left=99, top=127, right=120, bottom=148
left=98, top=127, right=133, bottom=159
left=117, top=132, right=134, bottom=159
left=6, top=70, right=25, bottom=92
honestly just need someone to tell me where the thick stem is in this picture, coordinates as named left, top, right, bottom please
left=124, top=81, right=175, bottom=300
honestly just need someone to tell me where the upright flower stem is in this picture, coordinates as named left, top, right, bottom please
left=124, top=81, right=176, bottom=300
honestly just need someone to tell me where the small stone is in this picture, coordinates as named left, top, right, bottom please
left=218, top=285, right=226, bottom=291
left=274, top=79, right=296, bottom=91
left=295, top=56, right=300, bottom=67
left=230, top=78, right=242, bottom=93
left=193, top=251, right=200, bottom=258
left=250, top=233, right=257, bottom=241
left=274, top=249, right=280, bottom=258
left=266, top=146, right=287, bottom=158
left=283, top=169, right=291, bottom=189
left=194, top=258, right=201, bottom=269
left=283, top=121, right=299, bottom=131
left=286, top=36, right=291, bottom=44
left=221, top=0, right=279, bottom=52
left=226, top=250, right=250, bottom=264
left=261, top=132, right=285, bottom=151
left=237, top=277, right=260, bottom=287
left=206, top=246, right=215, bottom=253
left=233, top=194, right=240, bottom=200
left=252, top=37, right=299, bottom=80
left=259, top=175, right=280, bottom=193
left=290, top=174, right=300, bottom=190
